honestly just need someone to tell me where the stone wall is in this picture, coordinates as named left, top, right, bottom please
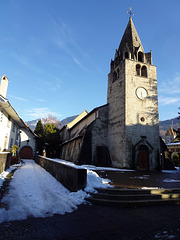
left=107, top=57, right=160, bottom=170
left=91, top=105, right=111, bottom=166
left=35, top=156, right=87, bottom=192
left=107, top=60, right=126, bottom=168
left=59, top=105, right=110, bottom=166
left=125, top=59, right=160, bottom=170
left=0, top=152, right=11, bottom=174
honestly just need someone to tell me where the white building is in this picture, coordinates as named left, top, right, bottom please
left=0, top=75, right=36, bottom=159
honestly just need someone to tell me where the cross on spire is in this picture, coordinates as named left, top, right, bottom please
left=127, top=7, right=134, bottom=18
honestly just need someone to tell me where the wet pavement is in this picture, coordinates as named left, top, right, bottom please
left=0, top=167, right=180, bottom=239
left=96, top=168, right=180, bottom=189
left=1, top=203, right=180, bottom=239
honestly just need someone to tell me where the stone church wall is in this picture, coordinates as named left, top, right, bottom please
left=90, top=105, right=110, bottom=166
left=107, top=61, right=126, bottom=168
left=125, top=59, right=160, bottom=169
left=60, top=106, right=110, bottom=166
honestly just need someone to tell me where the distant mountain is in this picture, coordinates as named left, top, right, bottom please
left=26, top=115, right=78, bottom=132
left=60, top=115, right=78, bottom=127
left=26, top=115, right=179, bottom=133
left=26, top=119, right=40, bottom=131
left=159, top=117, right=179, bottom=137
left=159, top=117, right=179, bottom=131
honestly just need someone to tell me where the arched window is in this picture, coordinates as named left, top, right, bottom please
left=113, top=71, right=117, bottom=81
left=125, top=52, right=129, bottom=59
left=136, top=64, right=141, bottom=76
left=138, top=52, right=144, bottom=62
left=117, top=68, right=119, bottom=79
left=141, top=66, right=147, bottom=77
left=115, top=57, right=118, bottom=67
left=110, top=60, right=114, bottom=71
left=119, top=51, right=123, bottom=61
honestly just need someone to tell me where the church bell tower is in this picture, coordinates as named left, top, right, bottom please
left=107, top=12, right=160, bottom=170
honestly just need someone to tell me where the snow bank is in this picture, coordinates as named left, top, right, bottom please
left=0, top=166, right=15, bottom=188
left=47, top=157, right=135, bottom=172
left=85, top=170, right=112, bottom=192
left=82, top=164, right=135, bottom=172
left=0, top=160, right=112, bottom=223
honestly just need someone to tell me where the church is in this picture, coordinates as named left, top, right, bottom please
left=59, top=15, right=160, bottom=170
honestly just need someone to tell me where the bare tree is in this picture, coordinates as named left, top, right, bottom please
left=44, top=114, right=62, bottom=129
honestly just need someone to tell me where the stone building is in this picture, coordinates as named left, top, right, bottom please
left=60, top=16, right=160, bottom=170
left=60, top=105, right=111, bottom=167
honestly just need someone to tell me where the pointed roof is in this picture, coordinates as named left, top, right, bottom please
left=118, top=17, right=144, bottom=53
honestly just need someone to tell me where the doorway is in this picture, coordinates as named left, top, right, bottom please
left=137, top=145, right=149, bottom=170
left=20, top=146, right=33, bottom=159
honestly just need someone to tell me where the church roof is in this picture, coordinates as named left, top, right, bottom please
left=118, top=17, right=144, bottom=53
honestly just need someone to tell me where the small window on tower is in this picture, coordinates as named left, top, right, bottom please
left=140, top=117, right=145, bottom=122
left=125, top=52, right=129, bottom=59
left=141, top=66, right=147, bottom=77
left=117, top=68, right=119, bottom=78
left=115, top=57, right=118, bottom=67
left=136, top=64, right=141, bottom=76
left=138, top=52, right=144, bottom=62
left=113, top=71, right=117, bottom=81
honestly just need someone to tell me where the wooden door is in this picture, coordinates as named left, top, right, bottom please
left=137, top=145, right=149, bottom=170
left=20, top=146, right=33, bottom=159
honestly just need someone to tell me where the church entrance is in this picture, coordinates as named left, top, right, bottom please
left=137, top=145, right=149, bottom=170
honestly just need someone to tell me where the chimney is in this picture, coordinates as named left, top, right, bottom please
left=0, top=75, right=9, bottom=98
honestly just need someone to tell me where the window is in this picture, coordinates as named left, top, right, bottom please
left=117, top=68, right=119, bottom=79
left=10, top=138, right=13, bottom=148
left=113, top=71, right=117, bottom=81
left=138, top=52, right=144, bottom=62
left=136, top=64, right=141, bottom=76
left=115, top=57, right=118, bottom=67
left=141, top=66, right=147, bottom=77
left=125, top=52, right=129, bottom=59
left=4, top=135, right=8, bottom=150
left=140, top=117, right=145, bottom=122
left=12, top=123, right=16, bottom=132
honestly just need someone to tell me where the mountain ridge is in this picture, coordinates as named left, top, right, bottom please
left=26, top=116, right=179, bottom=133
left=26, top=115, right=78, bottom=131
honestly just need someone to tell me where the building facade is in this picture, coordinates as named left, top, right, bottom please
left=0, top=75, right=36, bottom=159
left=59, top=17, right=160, bottom=170
left=107, top=17, right=160, bottom=170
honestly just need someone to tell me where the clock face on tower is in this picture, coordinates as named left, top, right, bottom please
left=136, top=87, right=148, bottom=100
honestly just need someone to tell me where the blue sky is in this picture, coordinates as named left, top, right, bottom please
left=1, top=0, right=180, bottom=122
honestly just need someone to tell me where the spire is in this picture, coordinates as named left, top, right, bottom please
left=110, top=9, right=152, bottom=68
left=118, top=17, right=144, bottom=55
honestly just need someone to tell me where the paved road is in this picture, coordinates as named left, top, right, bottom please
left=1, top=165, right=180, bottom=239
left=96, top=168, right=180, bottom=189
left=0, top=203, right=180, bottom=239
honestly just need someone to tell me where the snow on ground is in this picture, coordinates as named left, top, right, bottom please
left=85, top=169, right=112, bottom=192
left=163, top=179, right=180, bottom=183
left=155, top=230, right=176, bottom=239
left=82, top=164, right=135, bottom=172
left=0, top=160, right=111, bottom=223
left=130, top=175, right=150, bottom=180
left=0, top=166, right=15, bottom=187
left=49, top=157, right=135, bottom=172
